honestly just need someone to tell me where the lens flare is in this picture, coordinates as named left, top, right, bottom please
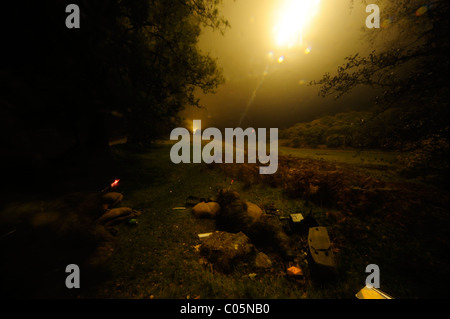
left=304, top=47, right=312, bottom=54
left=278, top=56, right=285, bottom=63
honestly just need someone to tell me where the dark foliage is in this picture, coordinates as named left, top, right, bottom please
left=306, top=0, right=449, bottom=174
left=214, top=156, right=449, bottom=225
left=1, top=0, right=227, bottom=190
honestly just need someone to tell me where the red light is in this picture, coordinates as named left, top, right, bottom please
left=111, top=179, right=120, bottom=188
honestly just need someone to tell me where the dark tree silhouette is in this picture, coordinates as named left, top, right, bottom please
left=0, top=0, right=228, bottom=190
left=312, top=0, right=449, bottom=146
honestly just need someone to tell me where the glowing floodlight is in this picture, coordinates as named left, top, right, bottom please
left=273, top=0, right=321, bottom=48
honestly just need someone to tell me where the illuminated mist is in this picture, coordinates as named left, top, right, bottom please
left=185, top=0, right=371, bottom=130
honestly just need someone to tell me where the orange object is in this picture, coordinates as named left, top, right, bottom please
left=287, top=266, right=303, bottom=276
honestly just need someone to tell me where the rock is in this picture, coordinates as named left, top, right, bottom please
left=101, top=192, right=123, bottom=211
left=192, top=202, right=209, bottom=218
left=200, top=231, right=255, bottom=273
left=254, top=252, right=272, bottom=269
left=246, top=202, right=263, bottom=221
left=103, top=210, right=141, bottom=227
left=98, top=207, right=136, bottom=225
left=192, top=202, right=220, bottom=219
left=207, top=202, right=221, bottom=216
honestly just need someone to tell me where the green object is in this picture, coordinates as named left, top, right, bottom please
left=128, top=219, right=139, bottom=225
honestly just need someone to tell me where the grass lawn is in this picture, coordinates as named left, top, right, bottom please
left=279, top=146, right=406, bottom=181
left=279, top=146, right=402, bottom=167
left=1, top=143, right=447, bottom=299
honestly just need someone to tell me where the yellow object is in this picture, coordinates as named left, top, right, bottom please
left=355, top=286, right=394, bottom=299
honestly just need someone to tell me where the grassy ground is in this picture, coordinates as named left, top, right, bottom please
left=279, top=146, right=403, bottom=166
left=78, top=143, right=447, bottom=299
left=1, top=143, right=448, bottom=299
left=78, top=144, right=315, bottom=299
left=279, top=146, right=405, bottom=182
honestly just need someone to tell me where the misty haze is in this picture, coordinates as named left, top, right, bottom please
left=0, top=0, right=448, bottom=304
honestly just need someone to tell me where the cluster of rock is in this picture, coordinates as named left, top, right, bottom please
left=191, top=194, right=275, bottom=273
left=98, top=192, right=141, bottom=227
left=191, top=191, right=337, bottom=279
left=86, top=192, right=141, bottom=267
left=199, top=231, right=274, bottom=273
left=25, top=191, right=140, bottom=269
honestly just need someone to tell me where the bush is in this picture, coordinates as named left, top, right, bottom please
left=212, top=154, right=448, bottom=225
left=398, top=134, right=449, bottom=186
left=326, top=134, right=345, bottom=148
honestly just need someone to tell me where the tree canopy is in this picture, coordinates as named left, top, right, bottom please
left=2, top=0, right=228, bottom=145
left=0, top=0, right=229, bottom=188
left=312, top=0, right=449, bottom=145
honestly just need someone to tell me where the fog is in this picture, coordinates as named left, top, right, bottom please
left=183, top=0, right=379, bottom=130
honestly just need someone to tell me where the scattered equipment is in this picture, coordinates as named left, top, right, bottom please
left=198, top=232, right=214, bottom=239
left=308, top=227, right=336, bottom=269
left=356, top=286, right=394, bottom=299
left=289, top=213, right=304, bottom=233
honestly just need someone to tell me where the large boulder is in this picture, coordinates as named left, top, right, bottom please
left=101, top=192, right=123, bottom=211
left=200, top=231, right=255, bottom=273
left=246, top=202, right=263, bottom=221
left=192, top=202, right=220, bottom=219
left=97, top=207, right=141, bottom=226
left=254, top=252, right=272, bottom=269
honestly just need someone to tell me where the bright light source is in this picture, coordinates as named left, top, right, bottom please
left=111, top=179, right=120, bottom=188
left=273, top=0, right=321, bottom=48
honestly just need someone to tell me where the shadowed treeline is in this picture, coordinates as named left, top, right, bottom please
left=0, top=0, right=227, bottom=195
